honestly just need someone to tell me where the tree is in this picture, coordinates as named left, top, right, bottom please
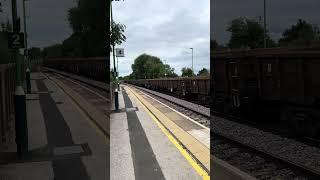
left=212, top=39, right=219, bottom=49
left=181, top=67, right=194, bottom=77
left=110, top=21, right=126, bottom=50
left=211, top=39, right=228, bottom=51
left=65, top=0, right=109, bottom=57
left=164, top=64, right=178, bottom=77
left=130, top=53, right=176, bottom=79
left=28, top=47, right=42, bottom=60
left=279, top=19, right=320, bottom=47
left=227, top=17, right=276, bottom=49
left=39, top=0, right=126, bottom=58
left=41, top=44, right=63, bottom=58
left=197, top=68, right=209, bottom=76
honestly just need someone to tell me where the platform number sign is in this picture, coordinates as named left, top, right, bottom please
left=116, top=48, right=124, bottom=57
left=8, top=32, right=25, bottom=49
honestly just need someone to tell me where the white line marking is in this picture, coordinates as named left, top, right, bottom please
left=131, top=86, right=210, bottom=130
left=54, top=73, right=109, bottom=103
left=42, top=72, right=109, bottom=143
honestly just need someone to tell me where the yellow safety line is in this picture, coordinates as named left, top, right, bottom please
left=126, top=86, right=210, bottom=180
left=131, top=85, right=209, bottom=130
left=43, top=73, right=109, bottom=144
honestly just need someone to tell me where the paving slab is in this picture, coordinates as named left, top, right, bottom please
left=111, top=85, right=202, bottom=180
left=43, top=73, right=108, bottom=180
left=110, top=86, right=135, bottom=180
left=0, top=72, right=108, bottom=180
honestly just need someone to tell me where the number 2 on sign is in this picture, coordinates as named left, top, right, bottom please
left=12, top=34, right=20, bottom=45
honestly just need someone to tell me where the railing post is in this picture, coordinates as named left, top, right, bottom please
left=11, top=0, right=28, bottom=157
left=0, top=71, right=5, bottom=144
left=26, top=68, right=31, bottom=93
left=114, top=88, right=119, bottom=111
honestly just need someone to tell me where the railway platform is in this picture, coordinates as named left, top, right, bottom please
left=0, top=72, right=109, bottom=180
left=110, top=84, right=210, bottom=180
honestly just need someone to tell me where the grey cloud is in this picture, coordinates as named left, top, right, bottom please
left=0, top=0, right=76, bottom=48
left=213, top=0, right=320, bottom=44
left=113, top=0, right=210, bottom=76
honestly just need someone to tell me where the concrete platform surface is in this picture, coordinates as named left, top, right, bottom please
left=127, top=86, right=210, bottom=172
left=0, top=72, right=109, bottom=180
left=111, top=85, right=204, bottom=180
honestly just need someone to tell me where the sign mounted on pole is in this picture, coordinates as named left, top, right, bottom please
left=116, top=48, right=124, bottom=57
left=8, top=32, right=25, bottom=49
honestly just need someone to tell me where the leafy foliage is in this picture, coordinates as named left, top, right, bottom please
left=227, top=17, right=275, bottom=49
left=66, top=0, right=106, bottom=57
left=211, top=40, right=219, bottom=49
left=40, top=0, right=126, bottom=58
left=41, top=44, right=63, bottom=58
left=181, top=67, right=194, bottom=77
left=279, top=19, right=320, bottom=47
left=41, top=0, right=108, bottom=58
left=197, top=68, right=209, bottom=76
left=28, top=47, right=42, bottom=60
left=110, top=21, right=126, bottom=49
left=130, top=53, right=177, bottom=79
left=211, top=39, right=227, bottom=51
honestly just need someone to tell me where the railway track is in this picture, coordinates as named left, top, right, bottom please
left=47, top=73, right=108, bottom=99
left=128, top=84, right=320, bottom=179
left=213, top=131, right=320, bottom=179
left=43, top=70, right=110, bottom=137
left=211, top=110, right=320, bottom=178
left=127, top=84, right=210, bottom=128
left=214, top=134, right=316, bottom=179
left=211, top=109, right=320, bottom=149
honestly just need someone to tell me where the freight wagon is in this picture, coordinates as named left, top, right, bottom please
left=212, top=47, right=320, bottom=138
left=43, top=57, right=108, bottom=82
left=125, top=76, right=210, bottom=106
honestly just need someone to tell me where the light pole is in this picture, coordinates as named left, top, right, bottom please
left=12, top=0, right=28, bottom=157
left=117, top=55, right=119, bottom=89
left=117, top=56, right=119, bottom=77
left=163, top=59, right=167, bottom=77
left=111, top=0, right=119, bottom=111
left=23, top=0, right=31, bottom=93
left=189, top=48, right=193, bottom=73
left=110, top=3, right=116, bottom=76
left=263, top=0, right=267, bottom=48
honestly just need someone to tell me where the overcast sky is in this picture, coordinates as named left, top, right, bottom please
left=0, top=0, right=75, bottom=48
left=112, top=0, right=210, bottom=76
left=212, top=0, right=320, bottom=45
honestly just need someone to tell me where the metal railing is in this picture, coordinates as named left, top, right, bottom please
left=0, top=63, right=16, bottom=147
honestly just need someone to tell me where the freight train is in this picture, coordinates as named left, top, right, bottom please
left=43, top=57, right=108, bottom=82
left=212, top=47, right=320, bottom=139
left=124, top=76, right=211, bottom=106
